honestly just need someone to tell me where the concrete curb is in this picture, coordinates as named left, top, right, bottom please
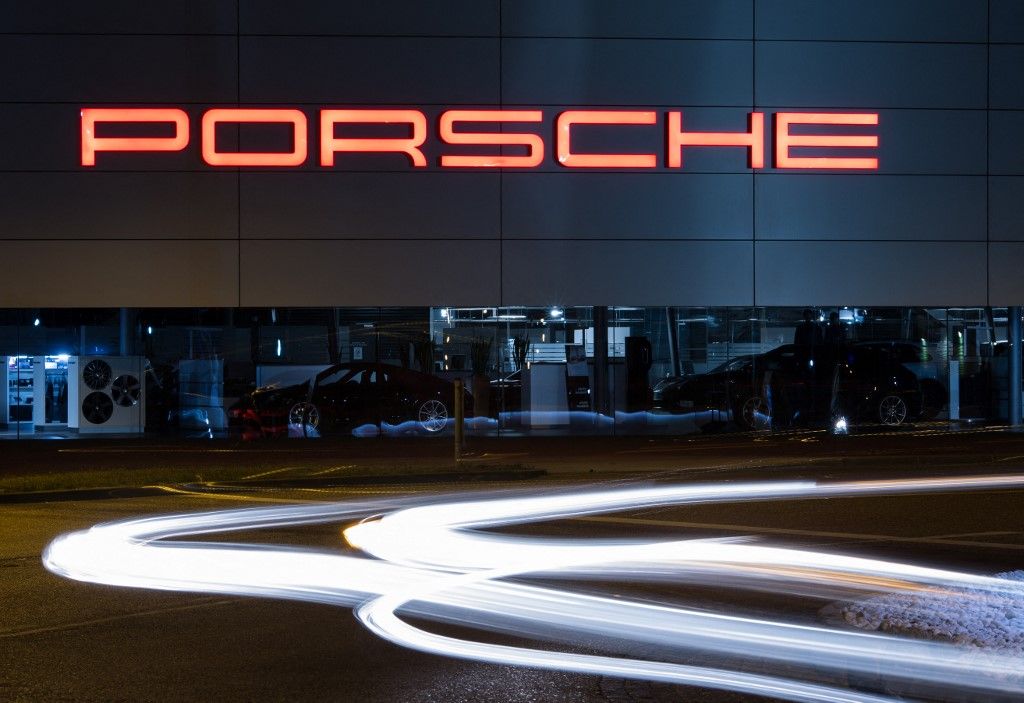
left=0, top=486, right=169, bottom=504
left=0, top=468, right=549, bottom=504
left=202, top=468, right=547, bottom=490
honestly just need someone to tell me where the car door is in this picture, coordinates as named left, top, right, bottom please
left=842, top=348, right=884, bottom=420
left=375, top=367, right=405, bottom=426
left=314, top=367, right=372, bottom=431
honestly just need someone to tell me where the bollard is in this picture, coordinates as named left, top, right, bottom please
left=453, top=378, right=465, bottom=462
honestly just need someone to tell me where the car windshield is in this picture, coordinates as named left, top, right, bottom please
left=318, top=366, right=354, bottom=387
left=710, top=357, right=752, bottom=373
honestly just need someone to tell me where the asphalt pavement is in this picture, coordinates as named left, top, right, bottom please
left=3, top=427, right=1024, bottom=702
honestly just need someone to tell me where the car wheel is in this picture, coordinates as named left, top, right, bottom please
left=739, top=395, right=770, bottom=430
left=288, top=401, right=320, bottom=430
left=417, top=399, right=448, bottom=433
left=878, top=395, right=908, bottom=426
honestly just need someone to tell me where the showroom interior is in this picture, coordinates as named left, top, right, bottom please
left=0, top=305, right=1014, bottom=439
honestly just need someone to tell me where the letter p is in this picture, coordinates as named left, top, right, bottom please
left=81, top=108, right=189, bottom=166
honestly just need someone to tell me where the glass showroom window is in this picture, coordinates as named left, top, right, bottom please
left=0, top=306, right=1016, bottom=440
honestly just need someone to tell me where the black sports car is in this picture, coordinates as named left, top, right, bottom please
left=653, top=343, right=923, bottom=430
left=229, top=362, right=471, bottom=438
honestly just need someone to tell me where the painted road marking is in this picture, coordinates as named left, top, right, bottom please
left=310, top=464, right=357, bottom=476
left=0, top=599, right=235, bottom=639
left=241, top=466, right=303, bottom=480
left=575, top=516, right=1024, bottom=550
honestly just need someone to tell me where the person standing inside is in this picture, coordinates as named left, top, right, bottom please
left=824, top=311, right=846, bottom=348
left=794, top=308, right=823, bottom=349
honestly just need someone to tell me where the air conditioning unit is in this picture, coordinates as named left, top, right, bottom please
left=68, top=356, right=145, bottom=434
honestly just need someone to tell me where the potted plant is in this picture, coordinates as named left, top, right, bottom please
left=411, top=333, right=436, bottom=374
left=512, top=335, right=529, bottom=372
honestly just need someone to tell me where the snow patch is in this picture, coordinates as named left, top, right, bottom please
left=830, top=571, right=1024, bottom=652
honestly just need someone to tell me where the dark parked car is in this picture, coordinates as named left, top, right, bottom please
left=229, top=362, right=471, bottom=438
left=653, top=343, right=924, bottom=430
left=851, top=341, right=946, bottom=420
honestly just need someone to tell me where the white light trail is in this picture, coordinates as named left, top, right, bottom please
left=43, top=475, right=1024, bottom=702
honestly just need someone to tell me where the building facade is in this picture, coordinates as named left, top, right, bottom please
left=0, top=1, right=1022, bottom=438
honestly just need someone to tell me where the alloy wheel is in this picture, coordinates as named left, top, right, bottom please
left=878, top=395, right=908, bottom=426
left=741, top=396, right=770, bottom=430
left=417, top=399, right=448, bottom=433
left=288, top=401, right=320, bottom=429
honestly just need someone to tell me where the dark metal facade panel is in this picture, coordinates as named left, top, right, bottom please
left=991, top=0, right=1024, bottom=43
left=755, top=241, right=987, bottom=306
left=0, top=36, right=238, bottom=102
left=0, top=1, right=237, bottom=34
left=501, top=173, right=752, bottom=239
left=0, top=104, right=229, bottom=172
left=0, top=241, right=239, bottom=307
left=989, top=244, right=1024, bottom=304
left=501, top=0, right=753, bottom=39
left=756, top=42, right=987, bottom=109
left=501, top=38, right=753, bottom=106
left=755, top=0, right=987, bottom=42
left=990, top=112, right=1024, bottom=175
left=240, top=172, right=499, bottom=238
left=501, top=241, right=754, bottom=306
left=239, top=37, right=499, bottom=104
left=758, top=109, right=985, bottom=175
left=0, top=173, right=238, bottom=239
left=755, top=175, right=986, bottom=241
left=989, top=178, right=1024, bottom=241
left=239, top=0, right=498, bottom=36
left=240, top=240, right=500, bottom=307
left=990, top=46, right=1024, bottom=110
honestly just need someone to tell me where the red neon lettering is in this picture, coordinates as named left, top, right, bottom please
left=201, top=109, right=307, bottom=167
left=775, top=113, right=879, bottom=170
left=81, top=108, right=189, bottom=166
left=439, top=110, right=544, bottom=168
left=79, top=106, right=886, bottom=172
left=556, top=111, right=657, bottom=168
left=667, top=112, right=764, bottom=168
left=320, top=109, right=427, bottom=167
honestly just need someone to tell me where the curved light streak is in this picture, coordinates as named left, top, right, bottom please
left=43, top=474, right=1024, bottom=702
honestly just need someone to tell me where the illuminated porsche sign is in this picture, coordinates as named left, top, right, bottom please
left=81, top=107, right=879, bottom=170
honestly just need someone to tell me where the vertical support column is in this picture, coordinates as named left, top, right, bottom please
left=593, top=306, right=609, bottom=417
left=453, top=378, right=465, bottom=461
left=1010, top=306, right=1021, bottom=426
left=326, top=307, right=340, bottom=364
left=0, top=357, right=7, bottom=430
left=33, top=356, right=45, bottom=428
left=119, top=308, right=130, bottom=356
left=665, top=307, right=681, bottom=378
